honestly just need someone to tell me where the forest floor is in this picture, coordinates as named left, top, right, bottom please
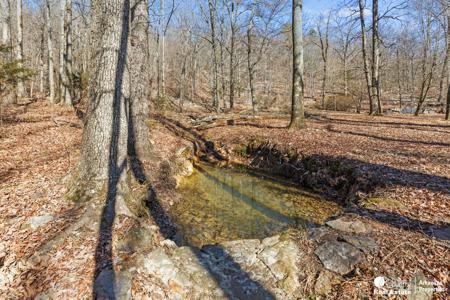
left=0, top=101, right=449, bottom=298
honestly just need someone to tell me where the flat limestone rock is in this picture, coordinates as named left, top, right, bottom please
left=28, top=215, right=54, bottom=229
left=315, top=241, right=364, bottom=275
left=341, top=235, right=379, bottom=253
left=326, top=217, right=369, bottom=234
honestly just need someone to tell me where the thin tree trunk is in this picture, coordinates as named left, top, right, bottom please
left=219, top=15, right=226, bottom=108
left=437, top=31, right=448, bottom=103
left=229, top=0, right=236, bottom=110
left=289, top=0, right=305, bottom=129
left=247, top=7, right=257, bottom=114
left=63, top=0, right=73, bottom=105
left=445, top=3, right=449, bottom=120
left=208, top=0, right=219, bottom=111
left=58, top=0, right=68, bottom=103
left=318, top=13, right=330, bottom=109
left=15, top=0, right=24, bottom=99
left=396, top=49, right=402, bottom=109
left=358, top=0, right=373, bottom=114
left=45, top=0, right=55, bottom=103
left=161, top=0, right=166, bottom=97
left=371, top=0, right=381, bottom=115
left=39, top=28, right=44, bottom=94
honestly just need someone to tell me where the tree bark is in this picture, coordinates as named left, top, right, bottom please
left=318, top=14, right=330, bottom=109
left=229, top=0, right=236, bottom=110
left=64, top=0, right=74, bottom=105
left=371, top=0, right=381, bottom=115
left=207, top=0, right=219, bottom=111
left=15, top=0, right=24, bottom=99
left=357, top=0, right=374, bottom=114
left=59, top=0, right=66, bottom=103
left=129, top=0, right=151, bottom=159
left=247, top=5, right=258, bottom=114
left=289, top=0, right=305, bottom=129
left=63, top=0, right=73, bottom=105
left=79, top=0, right=131, bottom=182
left=45, top=0, right=55, bottom=103
left=445, top=3, right=450, bottom=120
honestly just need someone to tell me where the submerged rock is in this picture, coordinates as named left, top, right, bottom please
left=315, top=241, right=364, bottom=275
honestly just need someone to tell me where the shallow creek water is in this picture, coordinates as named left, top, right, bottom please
left=173, top=163, right=342, bottom=247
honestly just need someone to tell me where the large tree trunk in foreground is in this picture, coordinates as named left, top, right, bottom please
left=128, top=0, right=151, bottom=160
left=289, top=0, right=305, bottom=129
left=79, top=0, right=131, bottom=182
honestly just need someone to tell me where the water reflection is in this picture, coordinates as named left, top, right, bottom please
left=174, top=163, right=341, bottom=247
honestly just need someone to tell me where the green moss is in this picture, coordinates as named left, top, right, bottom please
left=363, top=197, right=404, bottom=209
left=233, top=144, right=249, bottom=156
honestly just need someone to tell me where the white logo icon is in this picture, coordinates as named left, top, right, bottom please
left=374, top=276, right=385, bottom=288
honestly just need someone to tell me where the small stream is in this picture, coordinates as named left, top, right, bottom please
left=173, top=163, right=342, bottom=247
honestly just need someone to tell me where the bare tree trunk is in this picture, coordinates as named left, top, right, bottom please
left=161, top=0, right=166, bottom=97
left=39, top=28, right=44, bottom=94
left=63, top=0, right=73, bottom=105
left=219, top=15, right=226, bottom=109
left=191, top=43, right=198, bottom=100
left=289, top=0, right=305, bottom=129
left=79, top=0, right=131, bottom=182
left=371, top=0, right=381, bottom=115
left=129, top=0, right=151, bottom=159
left=15, top=0, right=24, bottom=99
left=1, top=0, right=8, bottom=45
left=396, top=49, right=403, bottom=109
left=358, top=0, right=374, bottom=114
left=229, top=0, right=236, bottom=110
left=318, top=14, right=330, bottom=109
left=45, top=0, right=55, bottom=103
left=208, top=0, right=219, bottom=111
left=445, top=3, right=450, bottom=120
left=58, top=0, right=67, bottom=103
left=247, top=7, right=258, bottom=114
left=415, top=13, right=435, bottom=116
left=438, top=29, right=448, bottom=103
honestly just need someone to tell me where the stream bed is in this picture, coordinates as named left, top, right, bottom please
left=173, top=163, right=342, bottom=247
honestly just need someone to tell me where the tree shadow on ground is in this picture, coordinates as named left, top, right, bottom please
left=248, top=145, right=450, bottom=241
left=325, top=126, right=450, bottom=147
left=316, top=116, right=450, bottom=134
